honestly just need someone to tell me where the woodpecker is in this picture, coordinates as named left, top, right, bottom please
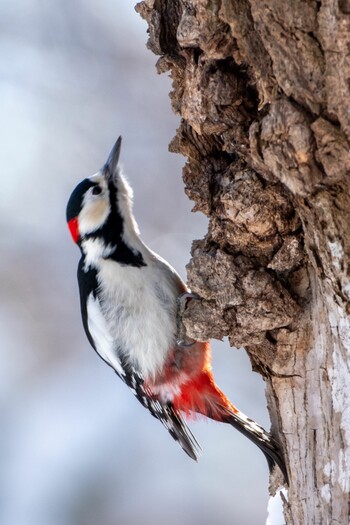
left=66, top=137, right=288, bottom=483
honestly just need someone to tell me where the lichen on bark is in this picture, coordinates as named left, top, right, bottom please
left=136, top=1, right=350, bottom=523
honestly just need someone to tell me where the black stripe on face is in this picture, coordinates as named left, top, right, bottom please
left=66, top=179, right=97, bottom=222
left=84, top=180, right=146, bottom=268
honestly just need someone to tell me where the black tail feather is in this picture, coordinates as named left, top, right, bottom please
left=145, top=397, right=202, bottom=461
left=164, top=405, right=202, bottom=461
left=225, top=411, right=289, bottom=484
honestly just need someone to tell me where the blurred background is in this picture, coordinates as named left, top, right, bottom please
left=0, top=1, right=276, bottom=524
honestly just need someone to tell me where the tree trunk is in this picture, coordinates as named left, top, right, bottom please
left=136, top=1, right=350, bottom=523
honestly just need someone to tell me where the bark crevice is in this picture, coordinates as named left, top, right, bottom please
left=136, top=1, right=350, bottom=522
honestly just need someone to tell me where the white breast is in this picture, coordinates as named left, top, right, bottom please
left=96, top=254, right=184, bottom=379
left=86, top=293, right=125, bottom=377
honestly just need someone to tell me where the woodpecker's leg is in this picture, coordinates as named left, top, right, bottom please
left=176, top=292, right=199, bottom=347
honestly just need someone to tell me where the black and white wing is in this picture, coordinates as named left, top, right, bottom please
left=77, top=259, right=201, bottom=460
left=77, top=259, right=126, bottom=377
left=117, top=356, right=201, bottom=461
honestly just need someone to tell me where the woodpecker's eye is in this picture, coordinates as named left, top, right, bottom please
left=92, top=186, right=102, bottom=195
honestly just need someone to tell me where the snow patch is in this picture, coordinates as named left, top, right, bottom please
left=323, top=460, right=336, bottom=483
left=342, top=282, right=350, bottom=300
left=320, top=484, right=331, bottom=503
left=266, top=488, right=287, bottom=525
left=328, top=240, right=344, bottom=271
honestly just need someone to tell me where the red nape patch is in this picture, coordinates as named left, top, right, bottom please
left=68, top=217, right=80, bottom=243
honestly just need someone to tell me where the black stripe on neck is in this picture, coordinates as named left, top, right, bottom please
left=83, top=181, right=146, bottom=268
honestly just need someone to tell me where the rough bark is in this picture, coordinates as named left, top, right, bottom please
left=136, top=1, right=350, bottom=523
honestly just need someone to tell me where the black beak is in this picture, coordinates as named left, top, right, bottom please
left=103, top=136, right=122, bottom=180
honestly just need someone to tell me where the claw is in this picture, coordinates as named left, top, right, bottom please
left=176, top=292, right=199, bottom=347
left=176, top=338, right=196, bottom=348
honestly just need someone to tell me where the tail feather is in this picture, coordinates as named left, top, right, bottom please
left=173, top=370, right=288, bottom=483
left=160, top=402, right=202, bottom=461
left=224, top=410, right=289, bottom=484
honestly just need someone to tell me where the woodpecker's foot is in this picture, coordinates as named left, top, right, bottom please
left=176, top=292, right=199, bottom=347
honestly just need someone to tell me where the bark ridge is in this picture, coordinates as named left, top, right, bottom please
left=136, top=1, right=350, bottom=522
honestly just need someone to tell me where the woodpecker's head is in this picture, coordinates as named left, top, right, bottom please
left=66, top=136, right=139, bottom=252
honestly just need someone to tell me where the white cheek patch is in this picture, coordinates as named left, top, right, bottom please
left=82, top=238, right=116, bottom=268
left=78, top=197, right=110, bottom=236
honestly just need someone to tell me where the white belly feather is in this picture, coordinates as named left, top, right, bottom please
left=94, top=256, right=182, bottom=379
